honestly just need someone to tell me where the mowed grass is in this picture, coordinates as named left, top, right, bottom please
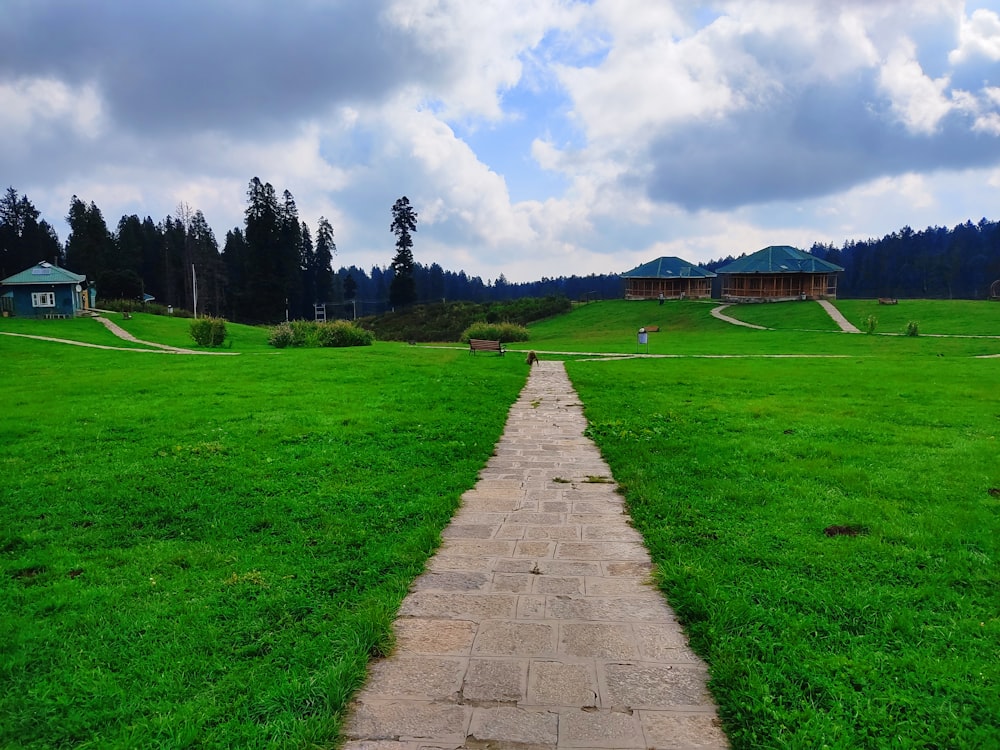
left=3, top=303, right=999, bottom=748
left=1, top=328, right=526, bottom=748
left=521, top=299, right=1000, bottom=358
left=567, top=353, right=1000, bottom=748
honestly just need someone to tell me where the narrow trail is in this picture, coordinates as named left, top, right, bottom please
left=816, top=299, right=861, bottom=333
left=0, top=315, right=238, bottom=355
left=342, top=361, right=728, bottom=749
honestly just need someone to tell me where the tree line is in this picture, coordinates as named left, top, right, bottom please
left=704, top=218, right=1000, bottom=299
left=1, top=181, right=622, bottom=324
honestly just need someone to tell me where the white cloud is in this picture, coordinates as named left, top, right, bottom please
left=877, top=42, right=953, bottom=134
left=0, top=77, right=104, bottom=141
left=950, top=8, right=1000, bottom=64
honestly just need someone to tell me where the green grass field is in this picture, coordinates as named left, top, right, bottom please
left=1, top=323, right=526, bottom=748
left=2, top=301, right=998, bottom=748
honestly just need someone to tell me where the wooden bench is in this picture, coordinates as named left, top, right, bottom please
left=469, top=338, right=505, bottom=356
left=877, top=297, right=898, bottom=305
left=643, top=325, right=661, bottom=332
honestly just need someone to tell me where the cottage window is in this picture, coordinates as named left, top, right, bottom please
left=32, top=292, right=56, bottom=308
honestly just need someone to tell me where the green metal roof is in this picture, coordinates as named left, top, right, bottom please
left=715, top=246, right=843, bottom=275
left=621, top=256, right=716, bottom=279
left=1, top=262, right=86, bottom=285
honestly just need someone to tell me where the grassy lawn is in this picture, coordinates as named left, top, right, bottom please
left=3, top=304, right=998, bottom=748
left=567, top=353, right=999, bottom=748
left=1, top=325, right=526, bottom=748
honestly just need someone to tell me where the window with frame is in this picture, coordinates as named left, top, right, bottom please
left=32, top=292, right=56, bottom=307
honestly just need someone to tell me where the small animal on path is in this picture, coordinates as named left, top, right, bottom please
left=526, top=350, right=539, bottom=366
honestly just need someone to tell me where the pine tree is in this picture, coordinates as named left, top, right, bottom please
left=65, top=196, right=113, bottom=281
left=389, top=196, right=418, bottom=308
left=314, top=217, right=336, bottom=307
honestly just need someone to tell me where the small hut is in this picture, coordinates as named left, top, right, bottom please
left=0, top=261, right=89, bottom=318
left=621, top=256, right=716, bottom=300
left=716, top=245, right=843, bottom=302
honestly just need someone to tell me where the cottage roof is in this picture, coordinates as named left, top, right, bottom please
left=715, top=246, right=843, bottom=275
left=621, top=256, right=716, bottom=279
left=1, top=261, right=86, bottom=285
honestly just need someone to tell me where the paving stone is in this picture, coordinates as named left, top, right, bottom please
left=494, top=524, right=526, bottom=540
left=560, top=623, right=638, bottom=660
left=442, top=524, right=499, bottom=539
left=582, top=524, right=643, bottom=541
left=584, top=576, right=653, bottom=595
left=507, top=512, right=564, bottom=525
left=558, top=708, right=645, bottom=749
left=400, top=593, right=517, bottom=619
left=463, top=658, right=527, bottom=703
left=441, top=539, right=517, bottom=557
left=344, top=701, right=470, bottom=742
left=604, top=560, right=654, bottom=578
left=532, top=575, right=584, bottom=595
left=523, top=525, right=581, bottom=541
left=514, top=541, right=555, bottom=558
left=556, top=541, right=649, bottom=561
left=427, top=555, right=497, bottom=573
left=363, top=657, right=466, bottom=700
left=633, top=623, right=702, bottom=662
left=394, top=619, right=476, bottom=655
left=517, top=595, right=547, bottom=619
left=534, top=560, right=603, bottom=576
left=602, top=663, right=712, bottom=708
left=472, top=621, right=555, bottom=656
left=493, top=558, right=538, bottom=574
left=546, top=595, right=675, bottom=622
left=410, top=571, right=491, bottom=592
left=640, top=711, right=731, bottom=749
left=468, top=706, right=558, bottom=746
left=340, top=741, right=414, bottom=750
left=491, top=573, right=533, bottom=593
left=527, top=661, right=598, bottom=707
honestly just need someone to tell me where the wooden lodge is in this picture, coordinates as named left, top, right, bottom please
left=621, top=256, right=715, bottom=300
left=715, top=245, right=843, bottom=302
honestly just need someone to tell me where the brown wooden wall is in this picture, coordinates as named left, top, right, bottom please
left=624, top=278, right=713, bottom=300
left=720, top=273, right=837, bottom=301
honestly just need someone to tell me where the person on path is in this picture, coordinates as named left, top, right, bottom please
left=658, top=291, right=665, bottom=305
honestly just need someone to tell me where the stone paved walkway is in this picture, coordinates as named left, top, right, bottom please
left=342, top=360, right=728, bottom=749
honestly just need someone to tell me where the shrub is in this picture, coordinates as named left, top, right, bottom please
left=268, top=323, right=294, bottom=348
left=461, top=321, right=530, bottom=343
left=905, top=320, right=920, bottom=337
left=865, top=315, right=878, bottom=334
left=189, top=317, right=228, bottom=347
left=316, top=320, right=375, bottom=347
left=268, top=320, right=374, bottom=348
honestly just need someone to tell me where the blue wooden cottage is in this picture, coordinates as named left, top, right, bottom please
left=0, top=262, right=90, bottom=318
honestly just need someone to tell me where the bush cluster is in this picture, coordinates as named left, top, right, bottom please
left=460, top=321, right=530, bottom=343
left=268, top=320, right=374, bottom=348
left=189, top=317, right=228, bottom=347
left=361, top=296, right=568, bottom=342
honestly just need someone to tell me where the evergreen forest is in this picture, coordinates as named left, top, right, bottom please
left=3, top=180, right=999, bottom=327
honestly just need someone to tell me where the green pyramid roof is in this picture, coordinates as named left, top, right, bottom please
left=621, top=256, right=716, bottom=279
left=1, top=261, right=86, bottom=285
left=715, top=246, right=843, bottom=275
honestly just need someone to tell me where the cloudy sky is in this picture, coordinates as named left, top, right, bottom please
left=2, top=1, right=1000, bottom=283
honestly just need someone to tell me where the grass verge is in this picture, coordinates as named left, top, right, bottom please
left=1, top=336, right=526, bottom=748
left=567, top=354, right=1000, bottom=748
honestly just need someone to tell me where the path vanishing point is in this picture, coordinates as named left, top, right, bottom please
left=343, top=360, right=729, bottom=749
